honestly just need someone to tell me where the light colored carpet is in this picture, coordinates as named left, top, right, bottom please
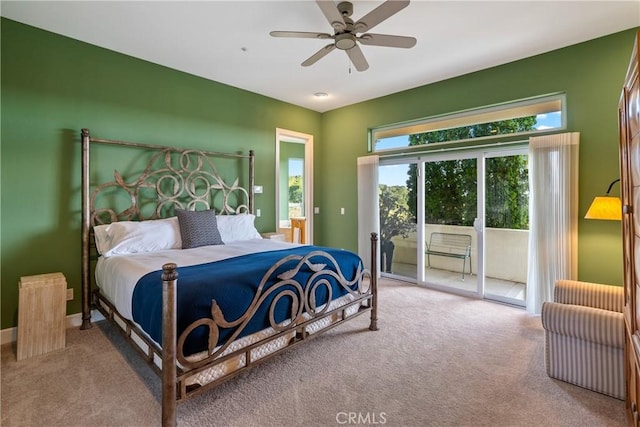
left=1, top=279, right=626, bottom=426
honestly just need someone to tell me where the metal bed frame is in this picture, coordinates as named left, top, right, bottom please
left=79, top=129, right=379, bottom=427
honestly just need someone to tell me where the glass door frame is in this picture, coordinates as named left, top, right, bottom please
left=379, top=152, right=482, bottom=299
left=416, top=151, right=482, bottom=299
left=482, top=146, right=529, bottom=307
left=379, top=143, right=529, bottom=306
left=377, top=157, right=421, bottom=284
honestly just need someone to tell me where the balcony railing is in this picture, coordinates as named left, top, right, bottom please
left=385, top=225, right=528, bottom=302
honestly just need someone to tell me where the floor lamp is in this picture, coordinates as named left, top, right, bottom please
left=584, top=178, right=622, bottom=221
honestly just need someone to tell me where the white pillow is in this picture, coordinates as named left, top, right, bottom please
left=216, top=213, right=262, bottom=243
left=93, top=217, right=182, bottom=257
left=93, top=223, right=112, bottom=255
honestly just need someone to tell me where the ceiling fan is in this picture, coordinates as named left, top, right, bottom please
left=270, top=0, right=417, bottom=72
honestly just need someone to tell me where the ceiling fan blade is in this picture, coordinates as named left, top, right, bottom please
left=358, top=33, right=416, bottom=48
left=346, top=44, right=369, bottom=72
left=354, top=0, right=410, bottom=33
left=270, top=31, right=332, bottom=40
left=302, top=44, right=336, bottom=67
left=316, top=0, right=346, bottom=32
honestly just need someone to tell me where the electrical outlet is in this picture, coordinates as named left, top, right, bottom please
left=256, top=208, right=261, bottom=217
left=340, top=207, right=345, bottom=215
left=314, top=207, right=320, bottom=214
left=66, top=288, right=73, bottom=301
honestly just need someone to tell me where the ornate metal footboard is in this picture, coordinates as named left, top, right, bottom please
left=161, top=236, right=378, bottom=426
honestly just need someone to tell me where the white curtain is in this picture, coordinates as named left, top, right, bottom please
left=527, top=132, right=580, bottom=314
left=357, top=155, right=380, bottom=275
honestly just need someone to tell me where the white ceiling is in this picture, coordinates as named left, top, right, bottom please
left=2, top=1, right=639, bottom=112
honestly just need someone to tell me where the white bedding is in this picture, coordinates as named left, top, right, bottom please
left=95, top=238, right=300, bottom=321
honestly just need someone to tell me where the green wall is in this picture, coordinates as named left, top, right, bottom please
left=0, top=18, right=322, bottom=329
left=2, top=17, right=637, bottom=330
left=318, top=28, right=639, bottom=287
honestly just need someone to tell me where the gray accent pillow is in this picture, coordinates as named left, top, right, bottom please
left=175, top=209, right=224, bottom=249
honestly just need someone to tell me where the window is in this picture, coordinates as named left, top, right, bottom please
left=371, top=93, right=565, bottom=152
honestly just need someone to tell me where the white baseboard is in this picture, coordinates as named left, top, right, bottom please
left=1, top=310, right=106, bottom=345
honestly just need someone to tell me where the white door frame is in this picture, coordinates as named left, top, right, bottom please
left=275, top=128, right=314, bottom=244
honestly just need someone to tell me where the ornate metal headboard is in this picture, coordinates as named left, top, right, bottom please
left=80, top=128, right=255, bottom=328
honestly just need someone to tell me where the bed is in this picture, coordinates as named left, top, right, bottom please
left=79, top=129, right=379, bottom=426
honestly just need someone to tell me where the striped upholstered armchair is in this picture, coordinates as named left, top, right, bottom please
left=541, top=279, right=624, bottom=400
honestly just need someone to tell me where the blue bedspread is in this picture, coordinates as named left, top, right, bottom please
left=132, top=246, right=364, bottom=356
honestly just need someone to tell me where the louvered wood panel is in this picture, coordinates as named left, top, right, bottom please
left=17, top=272, right=67, bottom=360
left=621, top=31, right=640, bottom=425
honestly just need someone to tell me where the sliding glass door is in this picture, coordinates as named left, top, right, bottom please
left=378, top=161, right=417, bottom=279
left=483, top=150, right=528, bottom=306
left=422, top=155, right=479, bottom=295
left=379, top=147, right=528, bottom=306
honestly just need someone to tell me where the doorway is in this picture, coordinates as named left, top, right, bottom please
left=275, top=128, right=313, bottom=244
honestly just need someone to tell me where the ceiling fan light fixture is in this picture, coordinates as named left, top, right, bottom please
left=335, top=33, right=356, bottom=50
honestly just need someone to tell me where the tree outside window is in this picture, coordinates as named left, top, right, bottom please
left=405, top=117, right=533, bottom=229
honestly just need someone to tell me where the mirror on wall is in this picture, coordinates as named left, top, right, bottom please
left=275, top=128, right=313, bottom=244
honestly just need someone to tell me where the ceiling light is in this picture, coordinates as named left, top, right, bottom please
left=314, top=92, right=328, bottom=98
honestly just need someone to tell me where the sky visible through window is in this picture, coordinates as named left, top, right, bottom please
left=289, top=158, right=303, bottom=176
left=380, top=164, right=412, bottom=187
left=376, top=111, right=562, bottom=151
left=378, top=112, right=559, bottom=186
